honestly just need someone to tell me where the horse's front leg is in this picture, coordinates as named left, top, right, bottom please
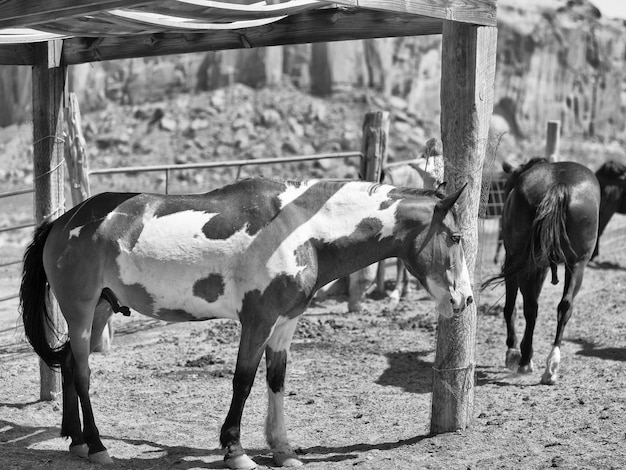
left=221, top=320, right=272, bottom=470
left=541, top=262, right=585, bottom=385
left=503, top=274, right=520, bottom=370
left=265, top=317, right=302, bottom=467
left=518, top=269, right=548, bottom=374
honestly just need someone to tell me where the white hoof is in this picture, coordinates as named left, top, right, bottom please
left=89, top=450, right=114, bottom=464
left=388, top=290, right=400, bottom=310
left=225, top=453, right=257, bottom=470
left=542, top=346, right=561, bottom=385
left=505, top=348, right=520, bottom=370
left=273, top=451, right=303, bottom=467
left=69, top=443, right=89, bottom=458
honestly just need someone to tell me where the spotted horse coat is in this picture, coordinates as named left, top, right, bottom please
left=20, top=177, right=474, bottom=469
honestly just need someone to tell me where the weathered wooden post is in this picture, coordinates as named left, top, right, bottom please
left=431, top=21, right=497, bottom=433
left=32, top=40, right=67, bottom=401
left=545, top=120, right=561, bottom=162
left=65, top=92, right=90, bottom=203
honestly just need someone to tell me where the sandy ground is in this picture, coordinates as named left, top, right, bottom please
left=1, top=218, right=626, bottom=470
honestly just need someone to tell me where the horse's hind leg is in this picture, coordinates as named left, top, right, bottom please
left=541, top=262, right=585, bottom=385
left=518, top=269, right=548, bottom=374
left=59, top=345, right=88, bottom=458
left=221, top=319, right=273, bottom=470
left=389, top=260, right=408, bottom=310
left=264, top=317, right=301, bottom=468
left=60, top=299, right=113, bottom=464
left=503, top=274, right=520, bottom=370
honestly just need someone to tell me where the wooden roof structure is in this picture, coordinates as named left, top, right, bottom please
left=2, top=0, right=498, bottom=435
left=0, top=0, right=496, bottom=65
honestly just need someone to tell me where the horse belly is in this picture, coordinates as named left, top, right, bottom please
left=113, top=278, right=238, bottom=322
left=112, top=247, right=242, bottom=322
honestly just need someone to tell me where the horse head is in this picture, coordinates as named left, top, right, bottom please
left=402, top=185, right=474, bottom=319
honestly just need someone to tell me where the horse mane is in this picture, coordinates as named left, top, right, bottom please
left=393, top=186, right=444, bottom=199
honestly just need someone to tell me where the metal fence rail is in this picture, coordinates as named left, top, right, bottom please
left=89, top=151, right=363, bottom=194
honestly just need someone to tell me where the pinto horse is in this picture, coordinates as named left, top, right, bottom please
left=592, top=159, right=626, bottom=260
left=20, top=178, right=473, bottom=469
left=483, top=158, right=600, bottom=385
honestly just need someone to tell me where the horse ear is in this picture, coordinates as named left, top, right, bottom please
left=435, top=183, right=466, bottom=215
left=502, top=161, right=513, bottom=174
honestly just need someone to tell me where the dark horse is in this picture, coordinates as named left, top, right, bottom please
left=20, top=178, right=473, bottom=469
left=483, top=158, right=600, bottom=385
left=592, top=159, right=626, bottom=260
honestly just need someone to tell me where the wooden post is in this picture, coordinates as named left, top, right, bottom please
left=65, top=92, right=90, bottom=204
left=432, top=22, right=497, bottom=433
left=545, top=120, right=560, bottom=162
left=360, top=111, right=389, bottom=182
left=32, top=40, right=67, bottom=401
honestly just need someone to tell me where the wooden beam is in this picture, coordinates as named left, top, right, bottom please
left=0, top=0, right=164, bottom=29
left=0, top=9, right=442, bottom=65
left=63, top=9, right=442, bottom=64
left=31, top=40, right=67, bottom=401
left=333, top=0, right=498, bottom=27
left=431, top=21, right=497, bottom=433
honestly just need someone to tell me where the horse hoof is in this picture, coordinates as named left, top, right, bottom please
left=225, top=453, right=257, bottom=470
left=89, top=450, right=114, bottom=464
left=517, top=362, right=534, bottom=374
left=540, top=372, right=558, bottom=385
left=273, top=451, right=303, bottom=467
left=69, top=443, right=89, bottom=458
left=388, top=290, right=400, bottom=310
left=505, top=349, right=520, bottom=370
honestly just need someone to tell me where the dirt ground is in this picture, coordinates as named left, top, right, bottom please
left=1, top=217, right=625, bottom=470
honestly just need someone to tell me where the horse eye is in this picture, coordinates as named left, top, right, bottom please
left=451, top=233, right=462, bottom=244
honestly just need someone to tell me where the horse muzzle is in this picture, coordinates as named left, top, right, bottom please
left=438, top=291, right=473, bottom=318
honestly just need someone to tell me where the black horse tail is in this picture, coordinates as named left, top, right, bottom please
left=481, top=183, right=571, bottom=291
left=528, top=183, right=571, bottom=273
left=20, top=221, right=68, bottom=369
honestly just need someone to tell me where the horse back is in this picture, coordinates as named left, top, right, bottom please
left=504, top=161, right=600, bottom=266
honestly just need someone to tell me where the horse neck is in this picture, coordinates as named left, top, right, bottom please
left=311, top=185, right=433, bottom=287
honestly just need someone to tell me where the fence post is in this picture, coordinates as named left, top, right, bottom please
left=32, top=40, right=66, bottom=401
left=545, top=120, right=560, bottom=162
left=65, top=93, right=91, bottom=203
left=432, top=22, right=497, bottom=433
left=360, top=111, right=389, bottom=182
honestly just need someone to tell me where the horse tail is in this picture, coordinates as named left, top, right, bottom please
left=481, top=183, right=571, bottom=291
left=528, top=183, right=571, bottom=273
left=20, top=221, right=68, bottom=369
